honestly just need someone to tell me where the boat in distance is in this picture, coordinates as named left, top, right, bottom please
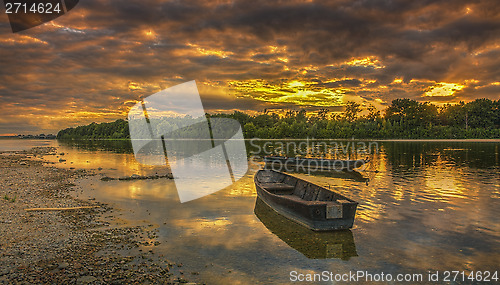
left=263, top=164, right=370, bottom=183
left=263, top=156, right=368, bottom=171
left=254, top=169, right=358, bottom=231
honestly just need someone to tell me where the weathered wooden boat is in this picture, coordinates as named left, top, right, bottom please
left=254, top=197, right=357, bottom=259
left=263, top=156, right=368, bottom=171
left=254, top=169, right=358, bottom=231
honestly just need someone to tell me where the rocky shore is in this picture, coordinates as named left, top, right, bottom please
left=0, top=147, right=195, bottom=284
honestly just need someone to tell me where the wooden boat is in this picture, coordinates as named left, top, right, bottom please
left=254, top=169, right=358, bottom=231
left=254, top=197, right=357, bottom=260
left=263, top=156, right=368, bottom=171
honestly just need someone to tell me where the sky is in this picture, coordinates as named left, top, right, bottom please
left=0, top=0, right=499, bottom=135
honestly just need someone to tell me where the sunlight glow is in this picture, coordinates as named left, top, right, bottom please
left=425, top=82, right=465, bottom=97
left=229, top=80, right=346, bottom=107
left=128, top=82, right=141, bottom=91
left=277, top=57, right=289, bottom=63
left=187, top=43, right=233, bottom=58
left=288, top=81, right=305, bottom=88
left=343, top=56, right=385, bottom=69
left=0, top=35, right=48, bottom=45
left=144, top=30, right=157, bottom=38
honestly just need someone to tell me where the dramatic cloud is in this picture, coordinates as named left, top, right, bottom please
left=0, top=0, right=498, bottom=134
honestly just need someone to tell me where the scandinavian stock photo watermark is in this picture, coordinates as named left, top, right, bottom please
left=248, top=138, right=378, bottom=173
left=289, top=270, right=499, bottom=283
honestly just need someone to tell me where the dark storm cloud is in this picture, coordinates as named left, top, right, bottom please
left=0, top=0, right=498, bottom=134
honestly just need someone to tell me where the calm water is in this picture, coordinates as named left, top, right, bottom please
left=2, top=139, right=499, bottom=284
left=0, top=138, right=56, bottom=151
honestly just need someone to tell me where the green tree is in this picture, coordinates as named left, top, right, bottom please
left=343, top=101, right=361, bottom=122
left=243, top=122, right=256, bottom=138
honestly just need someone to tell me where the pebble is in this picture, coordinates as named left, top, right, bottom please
left=77, top=275, right=97, bottom=284
left=58, top=262, right=69, bottom=269
left=46, top=264, right=58, bottom=270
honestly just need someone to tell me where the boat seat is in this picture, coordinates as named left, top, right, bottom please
left=282, top=194, right=329, bottom=205
left=260, top=182, right=295, bottom=194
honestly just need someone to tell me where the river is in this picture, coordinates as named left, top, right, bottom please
left=1, top=139, right=499, bottom=284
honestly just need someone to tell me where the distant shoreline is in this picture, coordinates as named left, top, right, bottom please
left=2, top=137, right=499, bottom=143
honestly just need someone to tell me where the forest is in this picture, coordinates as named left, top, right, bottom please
left=57, top=98, right=500, bottom=140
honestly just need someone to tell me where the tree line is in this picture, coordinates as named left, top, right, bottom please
left=57, top=98, right=500, bottom=140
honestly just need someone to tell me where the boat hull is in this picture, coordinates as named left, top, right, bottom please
left=254, top=170, right=358, bottom=231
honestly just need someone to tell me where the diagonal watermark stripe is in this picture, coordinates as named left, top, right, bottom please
left=128, top=80, right=248, bottom=203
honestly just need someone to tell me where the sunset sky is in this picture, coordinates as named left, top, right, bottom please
left=0, top=0, right=499, bottom=135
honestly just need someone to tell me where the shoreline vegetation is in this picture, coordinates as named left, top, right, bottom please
left=57, top=98, right=500, bottom=140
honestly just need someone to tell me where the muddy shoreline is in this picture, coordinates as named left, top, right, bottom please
left=0, top=147, right=195, bottom=284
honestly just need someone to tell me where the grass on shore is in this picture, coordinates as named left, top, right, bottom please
left=3, top=194, right=16, bottom=203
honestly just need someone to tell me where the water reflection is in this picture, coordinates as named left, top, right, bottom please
left=383, top=141, right=500, bottom=170
left=3, top=139, right=498, bottom=283
left=0, top=139, right=55, bottom=151
left=254, top=198, right=357, bottom=260
left=58, top=139, right=133, bottom=154
left=263, top=163, right=369, bottom=183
